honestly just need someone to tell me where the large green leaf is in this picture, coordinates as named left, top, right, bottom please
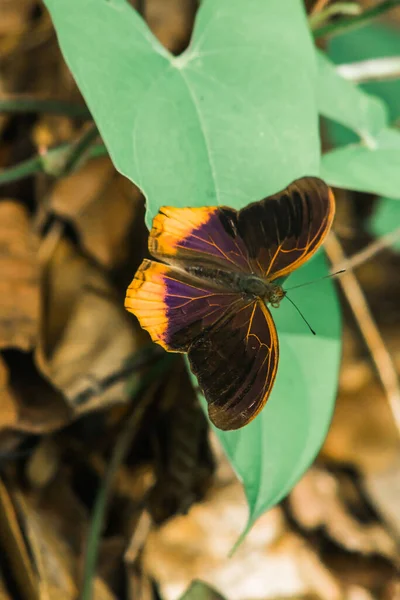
left=179, top=581, right=226, bottom=600
left=202, top=251, right=341, bottom=531
left=329, top=23, right=400, bottom=124
left=322, top=128, right=400, bottom=197
left=45, top=0, right=341, bottom=529
left=317, top=51, right=387, bottom=142
left=44, top=0, right=320, bottom=227
left=370, top=197, right=400, bottom=251
left=325, top=23, right=400, bottom=246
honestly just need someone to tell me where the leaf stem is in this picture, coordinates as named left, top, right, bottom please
left=0, top=155, right=43, bottom=186
left=309, top=2, right=360, bottom=30
left=310, top=0, right=331, bottom=16
left=313, top=0, right=400, bottom=39
left=61, top=124, right=99, bottom=176
left=0, top=141, right=108, bottom=186
left=0, top=96, right=91, bottom=117
left=334, top=225, right=400, bottom=271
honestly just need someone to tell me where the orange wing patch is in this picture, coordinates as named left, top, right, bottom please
left=125, top=259, right=170, bottom=349
left=149, top=206, right=218, bottom=259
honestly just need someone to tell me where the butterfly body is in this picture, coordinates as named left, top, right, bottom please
left=125, top=177, right=335, bottom=431
left=185, top=263, right=284, bottom=304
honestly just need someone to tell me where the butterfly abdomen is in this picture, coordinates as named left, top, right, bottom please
left=185, top=265, right=243, bottom=292
left=184, top=264, right=278, bottom=300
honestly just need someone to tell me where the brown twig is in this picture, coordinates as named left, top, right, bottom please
left=325, top=233, right=400, bottom=435
left=334, top=226, right=400, bottom=272
left=311, top=0, right=331, bottom=15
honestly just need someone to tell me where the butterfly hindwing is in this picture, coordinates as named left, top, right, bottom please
left=189, top=299, right=279, bottom=430
left=125, top=260, right=279, bottom=430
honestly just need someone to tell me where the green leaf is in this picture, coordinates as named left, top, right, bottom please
left=317, top=50, right=387, bottom=142
left=321, top=128, right=400, bottom=197
left=200, top=251, right=341, bottom=532
left=45, top=0, right=341, bottom=532
left=370, top=197, right=400, bottom=251
left=44, top=0, right=320, bottom=228
left=328, top=23, right=400, bottom=123
left=179, top=581, right=226, bottom=600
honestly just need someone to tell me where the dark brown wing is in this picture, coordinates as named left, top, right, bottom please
left=188, top=299, right=279, bottom=430
left=236, top=176, right=335, bottom=280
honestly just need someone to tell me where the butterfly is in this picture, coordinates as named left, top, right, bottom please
left=125, top=177, right=335, bottom=431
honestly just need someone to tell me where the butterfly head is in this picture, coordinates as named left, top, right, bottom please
left=267, top=284, right=285, bottom=309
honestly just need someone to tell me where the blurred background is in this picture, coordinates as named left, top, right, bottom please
left=0, top=1, right=399, bottom=598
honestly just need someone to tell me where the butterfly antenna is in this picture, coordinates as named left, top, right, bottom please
left=285, top=269, right=345, bottom=292
left=284, top=294, right=316, bottom=336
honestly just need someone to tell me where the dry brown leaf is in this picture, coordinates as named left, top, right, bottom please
left=289, top=468, right=398, bottom=561
left=147, top=363, right=213, bottom=524
left=323, top=319, right=400, bottom=543
left=98, top=536, right=128, bottom=592
left=0, top=201, right=39, bottom=351
left=25, top=436, right=60, bottom=489
left=35, top=234, right=139, bottom=416
left=0, top=476, right=116, bottom=600
left=142, top=481, right=342, bottom=600
left=278, top=534, right=342, bottom=600
left=15, top=491, right=79, bottom=600
left=0, top=356, right=18, bottom=430
left=0, top=0, right=81, bottom=147
left=47, top=156, right=144, bottom=271
left=384, top=579, right=400, bottom=600
left=0, top=80, right=10, bottom=136
left=322, top=382, right=400, bottom=474
left=0, top=477, right=39, bottom=600
left=126, top=564, right=155, bottom=600
left=324, top=550, right=397, bottom=596
left=0, top=5, right=57, bottom=115
left=0, top=0, right=35, bottom=41
left=146, top=0, right=196, bottom=53
left=0, top=575, right=12, bottom=600
left=0, top=351, right=70, bottom=440
left=33, top=469, right=89, bottom=554
left=345, top=587, right=375, bottom=600
left=363, top=458, right=400, bottom=540
left=338, top=328, right=372, bottom=394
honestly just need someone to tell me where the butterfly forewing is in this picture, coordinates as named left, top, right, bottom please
left=149, top=206, right=251, bottom=273
left=236, top=177, right=335, bottom=280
